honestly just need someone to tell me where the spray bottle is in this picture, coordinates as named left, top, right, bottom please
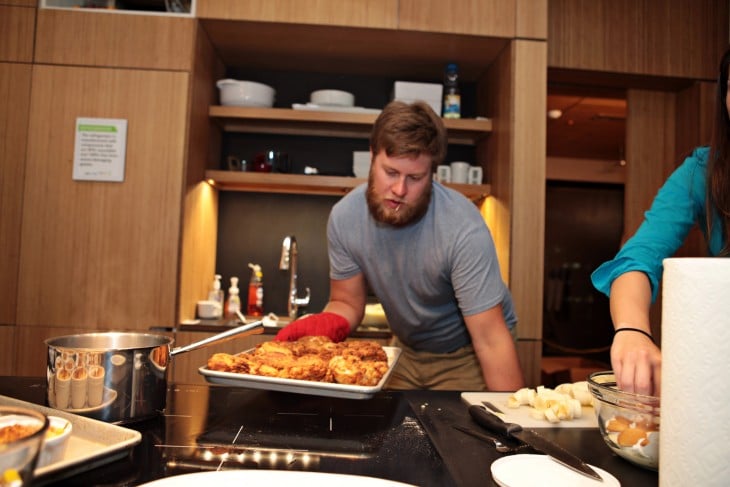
left=247, top=263, right=264, bottom=316
left=208, top=274, right=224, bottom=319
left=225, top=276, right=241, bottom=319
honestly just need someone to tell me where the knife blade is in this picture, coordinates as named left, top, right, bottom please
left=468, top=404, right=603, bottom=481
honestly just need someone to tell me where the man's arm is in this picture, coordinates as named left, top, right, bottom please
left=323, top=273, right=368, bottom=331
left=464, top=305, right=525, bottom=391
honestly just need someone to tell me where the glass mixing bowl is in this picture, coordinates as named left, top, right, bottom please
left=587, top=371, right=660, bottom=470
left=0, top=406, right=50, bottom=486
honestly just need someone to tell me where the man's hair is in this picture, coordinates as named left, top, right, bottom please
left=369, top=100, right=447, bottom=170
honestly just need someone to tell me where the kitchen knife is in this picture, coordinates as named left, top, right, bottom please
left=468, top=404, right=603, bottom=481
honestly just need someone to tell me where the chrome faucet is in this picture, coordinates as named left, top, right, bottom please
left=279, top=235, right=311, bottom=321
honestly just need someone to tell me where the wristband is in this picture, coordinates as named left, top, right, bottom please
left=614, top=327, right=655, bottom=344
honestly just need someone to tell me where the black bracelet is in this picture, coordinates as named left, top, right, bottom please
left=615, top=327, right=655, bottom=344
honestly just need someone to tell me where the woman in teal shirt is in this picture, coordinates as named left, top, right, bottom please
left=591, top=47, right=730, bottom=397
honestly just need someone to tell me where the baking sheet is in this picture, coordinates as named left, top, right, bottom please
left=0, top=394, right=141, bottom=481
left=199, top=346, right=401, bottom=400
left=461, top=392, right=598, bottom=428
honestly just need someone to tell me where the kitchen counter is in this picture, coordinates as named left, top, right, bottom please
left=0, top=377, right=658, bottom=486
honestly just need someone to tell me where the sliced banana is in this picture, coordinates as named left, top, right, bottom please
left=506, top=381, right=593, bottom=423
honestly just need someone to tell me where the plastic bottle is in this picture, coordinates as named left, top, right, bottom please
left=442, top=63, right=461, bottom=119
left=225, top=276, right=241, bottom=319
left=247, top=263, right=264, bottom=316
left=208, top=274, right=224, bottom=319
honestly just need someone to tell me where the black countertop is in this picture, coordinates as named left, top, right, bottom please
left=0, top=377, right=658, bottom=486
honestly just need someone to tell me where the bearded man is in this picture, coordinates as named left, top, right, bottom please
left=276, top=101, right=524, bottom=391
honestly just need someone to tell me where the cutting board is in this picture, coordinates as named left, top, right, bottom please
left=460, top=392, right=598, bottom=429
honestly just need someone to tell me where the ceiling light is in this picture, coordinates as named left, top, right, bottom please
left=547, top=109, right=563, bottom=119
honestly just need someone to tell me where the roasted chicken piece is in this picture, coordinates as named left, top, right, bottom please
left=206, top=337, right=389, bottom=386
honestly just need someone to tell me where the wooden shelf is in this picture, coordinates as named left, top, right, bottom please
left=209, top=106, right=492, bottom=145
left=205, top=170, right=491, bottom=203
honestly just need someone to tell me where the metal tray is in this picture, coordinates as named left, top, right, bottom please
left=199, top=346, right=401, bottom=400
left=0, top=394, right=141, bottom=481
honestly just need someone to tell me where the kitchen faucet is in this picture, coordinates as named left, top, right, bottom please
left=279, top=235, right=311, bottom=321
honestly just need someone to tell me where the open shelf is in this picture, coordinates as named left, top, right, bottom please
left=209, top=106, right=492, bottom=145
left=205, top=170, right=491, bottom=203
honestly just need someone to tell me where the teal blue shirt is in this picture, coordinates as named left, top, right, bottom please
left=591, top=147, right=725, bottom=302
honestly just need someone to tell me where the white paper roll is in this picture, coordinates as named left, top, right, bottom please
left=660, top=258, right=730, bottom=486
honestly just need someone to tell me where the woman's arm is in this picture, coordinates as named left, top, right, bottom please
left=609, top=271, right=662, bottom=396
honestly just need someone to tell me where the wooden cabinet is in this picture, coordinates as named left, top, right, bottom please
left=34, top=9, right=196, bottom=70
left=190, top=13, right=548, bottom=385
left=0, top=4, right=35, bottom=62
left=197, top=0, right=398, bottom=29
left=0, top=1, right=34, bottom=375
left=4, top=10, right=199, bottom=375
left=17, top=64, right=189, bottom=331
left=0, top=63, right=31, bottom=331
left=399, top=0, right=517, bottom=38
left=548, top=0, right=726, bottom=80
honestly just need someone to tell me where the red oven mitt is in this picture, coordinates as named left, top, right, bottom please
left=274, top=312, right=351, bottom=342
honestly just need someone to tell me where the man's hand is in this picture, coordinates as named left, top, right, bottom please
left=275, top=312, right=351, bottom=342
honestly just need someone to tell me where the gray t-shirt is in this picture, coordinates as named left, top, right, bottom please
left=328, top=181, right=516, bottom=353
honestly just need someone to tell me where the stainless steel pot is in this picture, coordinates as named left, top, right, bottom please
left=44, top=321, right=263, bottom=423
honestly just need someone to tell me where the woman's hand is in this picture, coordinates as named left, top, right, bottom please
left=611, top=330, right=662, bottom=396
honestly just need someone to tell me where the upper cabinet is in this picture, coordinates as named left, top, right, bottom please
left=548, top=0, right=726, bottom=81
left=0, top=3, right=35, bottom=62
left=35, top=8, right=196, bottom=70
left=399, top=0, right=517, bottom=38
left=197, top=0, right=398, bottom=28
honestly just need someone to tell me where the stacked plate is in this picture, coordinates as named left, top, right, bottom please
left=353, top=151, right=371, bottom=178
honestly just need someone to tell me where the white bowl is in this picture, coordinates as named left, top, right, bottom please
left=216, top=79, right=275, bottom=107
left=37, top=416, right=72, bottom=468
left=310, top=89, right=355, bottom=107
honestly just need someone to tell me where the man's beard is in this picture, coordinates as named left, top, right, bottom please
left=366, top=178, right=432, bottom=227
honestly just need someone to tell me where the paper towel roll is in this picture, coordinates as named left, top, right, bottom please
left=660, top=258, right=730, bottom=486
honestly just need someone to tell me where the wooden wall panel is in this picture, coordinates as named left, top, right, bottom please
left=0, top=326, right=16, bottom=375
left=178, top=25, right=225, bottom=322
left=15, top=325, right=96, bottom=377
left=624, top=90, right=677, bottom=239
left=197, top=0, right=398, bottom=29
left=34, top=9, right=196, bottom=71
left=17, top=65, right=189, bottom=331
left=399, top=0, right=516, bottom=38
left=0, top=63, right=31, bottom=326
left=0, top=5, right=35, bottom=62
left=673, top=81, right=716, bottom=261
left=548, top=0, right=727, bottom=80
left=516, top=0, right=547, bottom=40
left=480, top=39, right=547, bottom=387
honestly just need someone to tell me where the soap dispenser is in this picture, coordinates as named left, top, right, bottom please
left=247, top=263, right=264, bottom=317
left=208, top=274, right=224, bottom=319
left=225, top=276, right=241, bottom=319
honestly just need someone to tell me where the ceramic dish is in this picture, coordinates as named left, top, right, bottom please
left=37, top=416, right=72, bottom=468
left=310, top=89, right=355, bottom=106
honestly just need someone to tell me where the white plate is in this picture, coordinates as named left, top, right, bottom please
left=292, top=103, right=382, bottom=114
left=491, top=454, right=620, bottom=487
left=139, top=470, right=416, bottom=486
left=199, top=346, right=401, bottom=400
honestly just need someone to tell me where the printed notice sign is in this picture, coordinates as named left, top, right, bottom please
left=73, top=118, right=128, bottom=182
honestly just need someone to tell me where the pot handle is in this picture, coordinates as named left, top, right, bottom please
left=170, top=320, right=264, bottom=357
